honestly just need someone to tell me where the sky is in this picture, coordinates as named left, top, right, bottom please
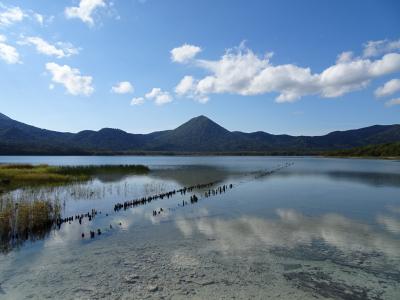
left=0, top=0, right=399, bottom=136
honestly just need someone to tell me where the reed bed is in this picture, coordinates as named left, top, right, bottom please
left=55, top=164, right=150, bottom=176
left=0, top=197, right=61, bottom=253
left=0, top=163, right=149, bottom=252
left=0, top=164, right=149, bottom=192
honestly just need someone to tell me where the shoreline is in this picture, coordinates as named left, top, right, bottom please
left=0, top=153, right=399, bottom=161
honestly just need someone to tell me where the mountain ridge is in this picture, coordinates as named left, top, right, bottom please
left=0, top=113, right=399, bottom=155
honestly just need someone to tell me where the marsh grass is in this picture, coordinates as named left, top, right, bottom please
left=0, top=164, right=149, bottom=192
left=0, top=164, right=149, bottom=252
left=0, top=164, right=83, bottom=192
left=0, top=197, right=61, bottom=253
left=55, top=164, right=149, bottom=175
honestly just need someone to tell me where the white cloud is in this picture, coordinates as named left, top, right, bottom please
left=336, top=51, right=353, bottom=64
left=45, top=62, right=94, bottom=96
left=111, top=81, right=134, bottom=94
left=175, top=75, right=209, bottom=103
left=65, top=0, right=106, bottom=26
left=34, top=13, right=44, bottom=25
left=175, top=75, right=194, bottom=96
left=363, top=39, right=400, bottom=58
left=174, top=40, right=400, bottom=103
left=130, top=97, right=144, bottom=106
left=385, top=98, right=400, bottom=107
left=0, top=35, right=20, bottom=64
left=375, top=79, right=400, bottom=98
left=145, top=88, right=172, bottom=105
left=171, top=44, right=202, bottom=63
left=0, top=4, right=47, bottom=27
left=0, top=5, right=24, bottom=26
left=20, top=36, right=79, bottom=58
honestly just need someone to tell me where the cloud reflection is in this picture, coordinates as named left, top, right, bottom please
left=176, top=209, right=400, bottom=258
left=377, top=214, right=400, bottom=234
left=386, top=205, right=400, bottom=214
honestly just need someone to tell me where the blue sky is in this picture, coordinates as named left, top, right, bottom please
left=0, top=0, right=399, bottom=136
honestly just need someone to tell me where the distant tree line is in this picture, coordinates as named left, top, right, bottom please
left=326, top=142, right=400, bottom=157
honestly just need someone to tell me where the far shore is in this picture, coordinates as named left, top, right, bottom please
left=0, top=153, right=399, bottom=160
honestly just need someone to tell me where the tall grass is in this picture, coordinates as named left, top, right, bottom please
left=0, top=197, right=61, bottom=253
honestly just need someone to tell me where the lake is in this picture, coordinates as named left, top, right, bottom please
left=0, top=156, right=399, bottom=299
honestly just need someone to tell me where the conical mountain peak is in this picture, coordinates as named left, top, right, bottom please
left=174, top=115, right=229, bottom=135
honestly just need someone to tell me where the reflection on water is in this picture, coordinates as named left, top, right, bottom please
left=0, top=157, right=399, bottom=299
left=176, top=209, right=400, bottom=258
left=149, top=165, right=238, bottom=189
left=378, top=215, right=400, bottom=234
left=275, top=170, right=400, bottom=188
left=0, top=163, right=287, bottom=252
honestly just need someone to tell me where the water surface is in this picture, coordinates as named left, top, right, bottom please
left=0, top=156, right=399, bottom=299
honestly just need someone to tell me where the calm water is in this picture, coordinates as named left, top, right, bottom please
left=0, top=156, right=399, bottom=299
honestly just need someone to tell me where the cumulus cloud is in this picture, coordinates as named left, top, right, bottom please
left=45, top=62, right=94, bottom=96
left=385, top=98, right=400, bottom=107
left=111, top=81, right=134, bottom=94
left=175, top=75, right=209, bottom=103
left=19, top=36, right=79, bottom=58
left=145, top=88, right=172, bottom=105
left=65, top=0, right=106, bottom=26
left=375, top=78, right=400, bottom=98
left=173, top=40, right=400, bottom=103
left=0, top=35, right=20, bottom=64
left=175, top=75, right=194, bottom=96
left=130, top=97, right=144, bottom=106
left=336, top=51, right=353, bottom=64
left=0, top=4, right=24, bottom=26
left=171, top=44, right=202, bottom=63
left=363, top=39, right=400, bottom=58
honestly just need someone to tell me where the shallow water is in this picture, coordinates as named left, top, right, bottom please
left=0, top=156, right=399, bottom=299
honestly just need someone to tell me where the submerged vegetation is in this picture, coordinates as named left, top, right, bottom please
left=0, top=164, right=150, bottom=192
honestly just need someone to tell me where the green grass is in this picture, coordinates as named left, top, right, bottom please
left=0, top=164, right=85, bottom=191
left=0, top=164, right=150, bottom=192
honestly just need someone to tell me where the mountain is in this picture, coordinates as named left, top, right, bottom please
left=147, top=116, right=233, bottom=151
left=0, top=113, right=399, bottom=155
left=0, top=113, right=79, bottom=154
left=0, top=113, right=11, bottom=120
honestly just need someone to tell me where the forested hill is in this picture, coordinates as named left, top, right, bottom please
left=326, top=142, right=400, bottom=158
left=0, top=113, right=399, bottom=155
